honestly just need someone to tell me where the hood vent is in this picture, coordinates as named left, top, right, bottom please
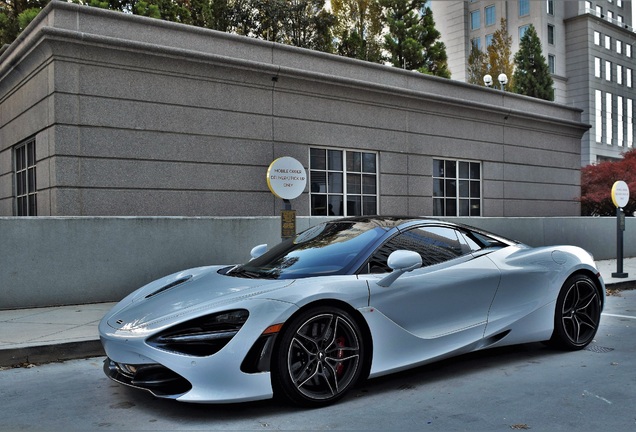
left=145, top=275, right=193, bottom=299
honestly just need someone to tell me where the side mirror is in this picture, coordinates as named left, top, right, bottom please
left=377, top=250, right=422, bottom=287
left=250, top=244, right=268, bottom=260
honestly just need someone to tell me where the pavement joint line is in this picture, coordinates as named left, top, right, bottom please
left=602, top=313, right=636, bottom=320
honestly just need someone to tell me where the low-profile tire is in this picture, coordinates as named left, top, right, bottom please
left=272, top=306, right=365, bottom=407
left=549, top=274, right=602, bottom=350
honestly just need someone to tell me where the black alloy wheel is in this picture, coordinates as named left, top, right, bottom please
left=273, top=306, right=364, bottom=407
left=550, top=274, right=602, bottom=350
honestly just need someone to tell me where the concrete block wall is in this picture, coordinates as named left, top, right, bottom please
left=0, top=216, right=633, bottom=310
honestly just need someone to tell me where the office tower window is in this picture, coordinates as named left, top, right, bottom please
left=548, top=55, right=555, bottom=74
left=595, top=57, right=601, bottom=78
left=595, top=90, right=603, bottom=143
left=607, top=92, right=613, bottom=145
left=471, top=10, right=481, bottom=30
left=546, top=0, right=554, bottom=15
left=485, top=5, right=496, bottom=26
left=618, top=96, right=624, bottom=146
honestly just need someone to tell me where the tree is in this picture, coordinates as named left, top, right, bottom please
left=486, top=18, right=514, bottom=88
left=580, top=149, right=636, bottom=216
left=331, top=0, right=384, bottom=63
left=466, top=41, right=488, bottom=85
left=380, top=0, right=450, bottom=78
left=512, top=24, right=554, bottom=101
left=0, top=0, right=50, bottom=47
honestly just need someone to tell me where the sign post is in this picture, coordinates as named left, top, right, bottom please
left=266, top=157, right=307, bottom=240
left=611, top=180, right=629, bottom=278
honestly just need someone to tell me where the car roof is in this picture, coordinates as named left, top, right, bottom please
left=326, top=216, right=518, bottom=245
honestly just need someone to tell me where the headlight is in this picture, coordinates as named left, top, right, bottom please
left=147, top=309, right=249, bottom=356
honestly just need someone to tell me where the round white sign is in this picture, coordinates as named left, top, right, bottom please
left=611, top=180, right=630, bottom=208
left=266, top=157, right=307, bottom=200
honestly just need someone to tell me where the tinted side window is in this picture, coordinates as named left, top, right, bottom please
left=464, top=229, right=509, bottom=249
left=367, top=227, right=468, bottom=273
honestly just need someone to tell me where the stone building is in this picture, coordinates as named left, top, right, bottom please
left=0, top=1, right=589, bottom=217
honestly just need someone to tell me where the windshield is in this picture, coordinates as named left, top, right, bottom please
left=228, top=220, right=388, bottom=279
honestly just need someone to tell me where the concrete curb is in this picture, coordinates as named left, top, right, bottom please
left=0, top=341, right=104, bottom=368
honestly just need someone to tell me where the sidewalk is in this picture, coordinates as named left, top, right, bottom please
left=1, top=258, right=636, bottom=368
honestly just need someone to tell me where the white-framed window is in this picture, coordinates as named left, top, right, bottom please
left=617, top=40, right=622, bottom=54
left=618, top=14, right=624, bottom=23
left=607, top=10, right=614, bottom=22
left=596, top=5, right=603, bottom=17
left=14, top=138, right=37, bottom=216
left=606, top=60, right=612, bottom=81
left=433, top=159, right=482, bottom=217
left=548, top=24, right=554, bottom=45
left=627, top=68, right=633, bottom=88
left=471, top=9, right=481, bottom=30
left=309, top=148, right=378, bottom=216
left=595, top=90, right=603, bottom=143
left=618, top=96, right=624, bottom=146
left=627, top=44, right=632, bottom=58
left=607, top=92, right=613, bottom=145
left=618, top=0, right=623, bottom=8
left=485, top=5, right=496, bottom=26
left=585, top=1, right=592, bottom=13
left=605, top=35, right=611, bottom=50
left=617, top=64, right=623, bottom=85
left=595, top=57, right=601, bottom=78
left=594, top=31, right=601, bottom=46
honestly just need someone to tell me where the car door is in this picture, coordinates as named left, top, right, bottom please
left=364, top=226, right=501, bottom=341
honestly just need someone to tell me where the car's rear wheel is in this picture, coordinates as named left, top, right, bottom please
left=273, top=306, right=364, bottom=407
left=549, top=274, right=602, bottom=350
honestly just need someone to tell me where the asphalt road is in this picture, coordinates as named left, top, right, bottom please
left=2, top=290, right=635, bottom=431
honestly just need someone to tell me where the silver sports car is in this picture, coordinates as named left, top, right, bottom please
left=99, top=217, right=605, bottom=407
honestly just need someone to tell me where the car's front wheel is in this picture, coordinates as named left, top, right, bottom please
left=273, top=306, right=364, bottom=407
left=549, top=274, right=602, bottom=350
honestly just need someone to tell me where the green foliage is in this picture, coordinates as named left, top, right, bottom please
left=380, top=0, right=450, bottom=78
left=134, top=1, right=161, bottom=19
left=331, top=0, right=384, bottom=63
left=512, top=24, right=554, bottom=101
left=580, top=149, right=636, bottom=216
left=1, top=0, right=50, bottom=46
left=486, top=18, right=514, bottom=88
left=17, top=7, right=41, bottom=31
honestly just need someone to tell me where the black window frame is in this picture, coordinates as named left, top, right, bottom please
left=14, top=138, right=37, bottom=216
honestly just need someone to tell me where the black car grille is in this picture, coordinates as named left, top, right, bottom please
left=104, top=359, right=192, bottom=398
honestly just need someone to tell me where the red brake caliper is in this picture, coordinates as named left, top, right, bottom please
left=335, top=336, right=345, bottom=376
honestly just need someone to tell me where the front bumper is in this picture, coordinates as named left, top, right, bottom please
left=99, top=298, right=296, bottom=403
